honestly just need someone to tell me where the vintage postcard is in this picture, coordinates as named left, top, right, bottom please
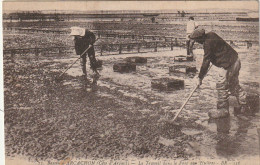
left=2, top=1, right=259, bottom=165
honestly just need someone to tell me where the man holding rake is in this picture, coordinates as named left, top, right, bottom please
left=70, top=27, right=99, bottom=77
left=191, top=29, right=249, bottom=119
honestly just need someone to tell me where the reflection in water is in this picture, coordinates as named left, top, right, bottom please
left=214, top=117, right=231, bottom=134
left=209, top=117, right=252, bottom=158
left=214, top=118, right=237, bottom=157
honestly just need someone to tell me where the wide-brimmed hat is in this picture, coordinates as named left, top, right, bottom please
left=190, top=29, right=205, bottom=39
left=70, top=27, right=85, bottom=36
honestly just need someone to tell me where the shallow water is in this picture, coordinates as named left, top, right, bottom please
left=4, top=44, right=260, bottom=162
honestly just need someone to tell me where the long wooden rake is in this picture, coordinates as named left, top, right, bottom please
left=160, top=64, right=213, bottom=123
left=56, top=45, right=93, bottom=80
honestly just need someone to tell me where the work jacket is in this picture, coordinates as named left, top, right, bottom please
left=74, top=30, right=96, bottom=55
left=199, top=32, right=238, bottom=79
left=187, top=20, right=198, bottom=34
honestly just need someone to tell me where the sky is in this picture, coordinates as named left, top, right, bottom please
left=2, top=1, right=259, bottom=12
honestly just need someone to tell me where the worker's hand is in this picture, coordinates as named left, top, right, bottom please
left=196, top=77, right=202, bottom=87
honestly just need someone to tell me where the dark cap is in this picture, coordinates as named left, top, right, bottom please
left=190, top=29, right=205, bottom=39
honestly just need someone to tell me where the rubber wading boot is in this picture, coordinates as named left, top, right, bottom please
left=208, top=109, right=229, bottom=119
left=82, top=66, right=87, bottom=76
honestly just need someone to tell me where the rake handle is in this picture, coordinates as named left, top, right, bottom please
left=171, top=64, right=213, bottom=122
left=57, top=45, right=93, bottom=79
left=172, top=85, right=199, bottom=121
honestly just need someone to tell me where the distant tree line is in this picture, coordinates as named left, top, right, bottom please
left=3, top=11, right=63, bottom=22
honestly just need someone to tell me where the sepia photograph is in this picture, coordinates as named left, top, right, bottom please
left=2, top=1, right=259, bottom=165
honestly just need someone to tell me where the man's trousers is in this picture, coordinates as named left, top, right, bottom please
left=186, top=38, right=195, bottom=56
left=216, top=58, right=247, bottom=111
left=80, top=46, right=97, bottom=75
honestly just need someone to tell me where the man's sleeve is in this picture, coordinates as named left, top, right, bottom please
left=74, top=38, right=80, bottom=55
left=89, top=31, right=96, bottom=45
left=198, top=41, right=211, bottom=79
left=195, top=22, right=199, bottom=29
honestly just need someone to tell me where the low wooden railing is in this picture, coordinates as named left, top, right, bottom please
left=3, top=40, right=186, bottom=57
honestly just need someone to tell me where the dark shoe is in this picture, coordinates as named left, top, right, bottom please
left=82, top=67, right=87, bottom=76
left=208, top=109, right=229, bottom=119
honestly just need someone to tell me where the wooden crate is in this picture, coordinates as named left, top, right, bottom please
left=169, top=65, right=197, bottom=74
left=174, top=55, right=194, bottom=62
left=185, top=66, right=197, bottom=73
left=125, top=56, right=147, bottom=63
left=113, top=62, right=136, bottom=73
left=151, top=77, right=184, bottom=91
left=174, top=55, right=187, bottom=62
left=169, top=65, right=186, bottom=73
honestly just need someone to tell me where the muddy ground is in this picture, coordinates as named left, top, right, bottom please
left=4, top=43, right=260, bottom=163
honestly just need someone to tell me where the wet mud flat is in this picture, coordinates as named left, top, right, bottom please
left=4, top=46, right=260, bottom=163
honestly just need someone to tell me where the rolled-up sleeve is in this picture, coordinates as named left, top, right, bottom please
left=198, top=41, right=211, bottom=79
